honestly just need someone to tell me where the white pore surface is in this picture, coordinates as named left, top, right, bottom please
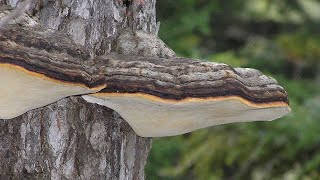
left=82, top=94, right=290, bottom=137
left=0, top=66, right=97, bottom=119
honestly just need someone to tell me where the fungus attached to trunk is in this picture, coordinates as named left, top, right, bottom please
left=0, top=25, right=105, bottom=119
left=0, top=64, right=105, bottom=119
left=82, top=54, right=290, bottom=137
left=0, top=24, right=290, bottom=137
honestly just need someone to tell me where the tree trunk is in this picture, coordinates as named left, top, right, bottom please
left=0, top=0, right=157, bottom=179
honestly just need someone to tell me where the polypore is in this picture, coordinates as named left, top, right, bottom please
left=0, top=23, right=290, bottom=138
left=82, top=54, right=290, bottom=137
left=0, top=25, right=105, bottom=119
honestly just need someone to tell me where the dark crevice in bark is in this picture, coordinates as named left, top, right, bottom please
left=123, top=0, right=132, bottom=8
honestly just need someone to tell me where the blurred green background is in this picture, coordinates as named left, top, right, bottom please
left=145, top=0, right=320, bottom=179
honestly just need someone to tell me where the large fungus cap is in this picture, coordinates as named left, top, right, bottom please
left=0, top=23, right=290, bottom=136
left=83, top=54, right=290, bottom=137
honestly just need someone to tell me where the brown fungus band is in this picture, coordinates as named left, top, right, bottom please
left=0, top=24, right=290, bottom=137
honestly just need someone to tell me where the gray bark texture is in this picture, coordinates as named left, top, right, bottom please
left=0, top=0, right=157, bottom=179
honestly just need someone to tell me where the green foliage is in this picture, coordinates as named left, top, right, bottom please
left=242, top=0, right=312, bottom=23
left=157, top=0, right=219, bottom=57
left=145, top=136, right=186, bottom=180
left=208, top=51, right=247, bottom=67
left=276, top=31, right=320, bottom=64
left=240, top=37, right=286, bottom=74
left=147, top=0, right=320, bottom=179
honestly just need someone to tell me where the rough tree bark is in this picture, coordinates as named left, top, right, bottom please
left=0, top=0, right=158, bottom=179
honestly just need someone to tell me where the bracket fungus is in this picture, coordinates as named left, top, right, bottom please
left=0, top=23, right=290, bottom=137
left=82, top=54, right=290, bottom=137
left=0, top=25, right=105, bottom=119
